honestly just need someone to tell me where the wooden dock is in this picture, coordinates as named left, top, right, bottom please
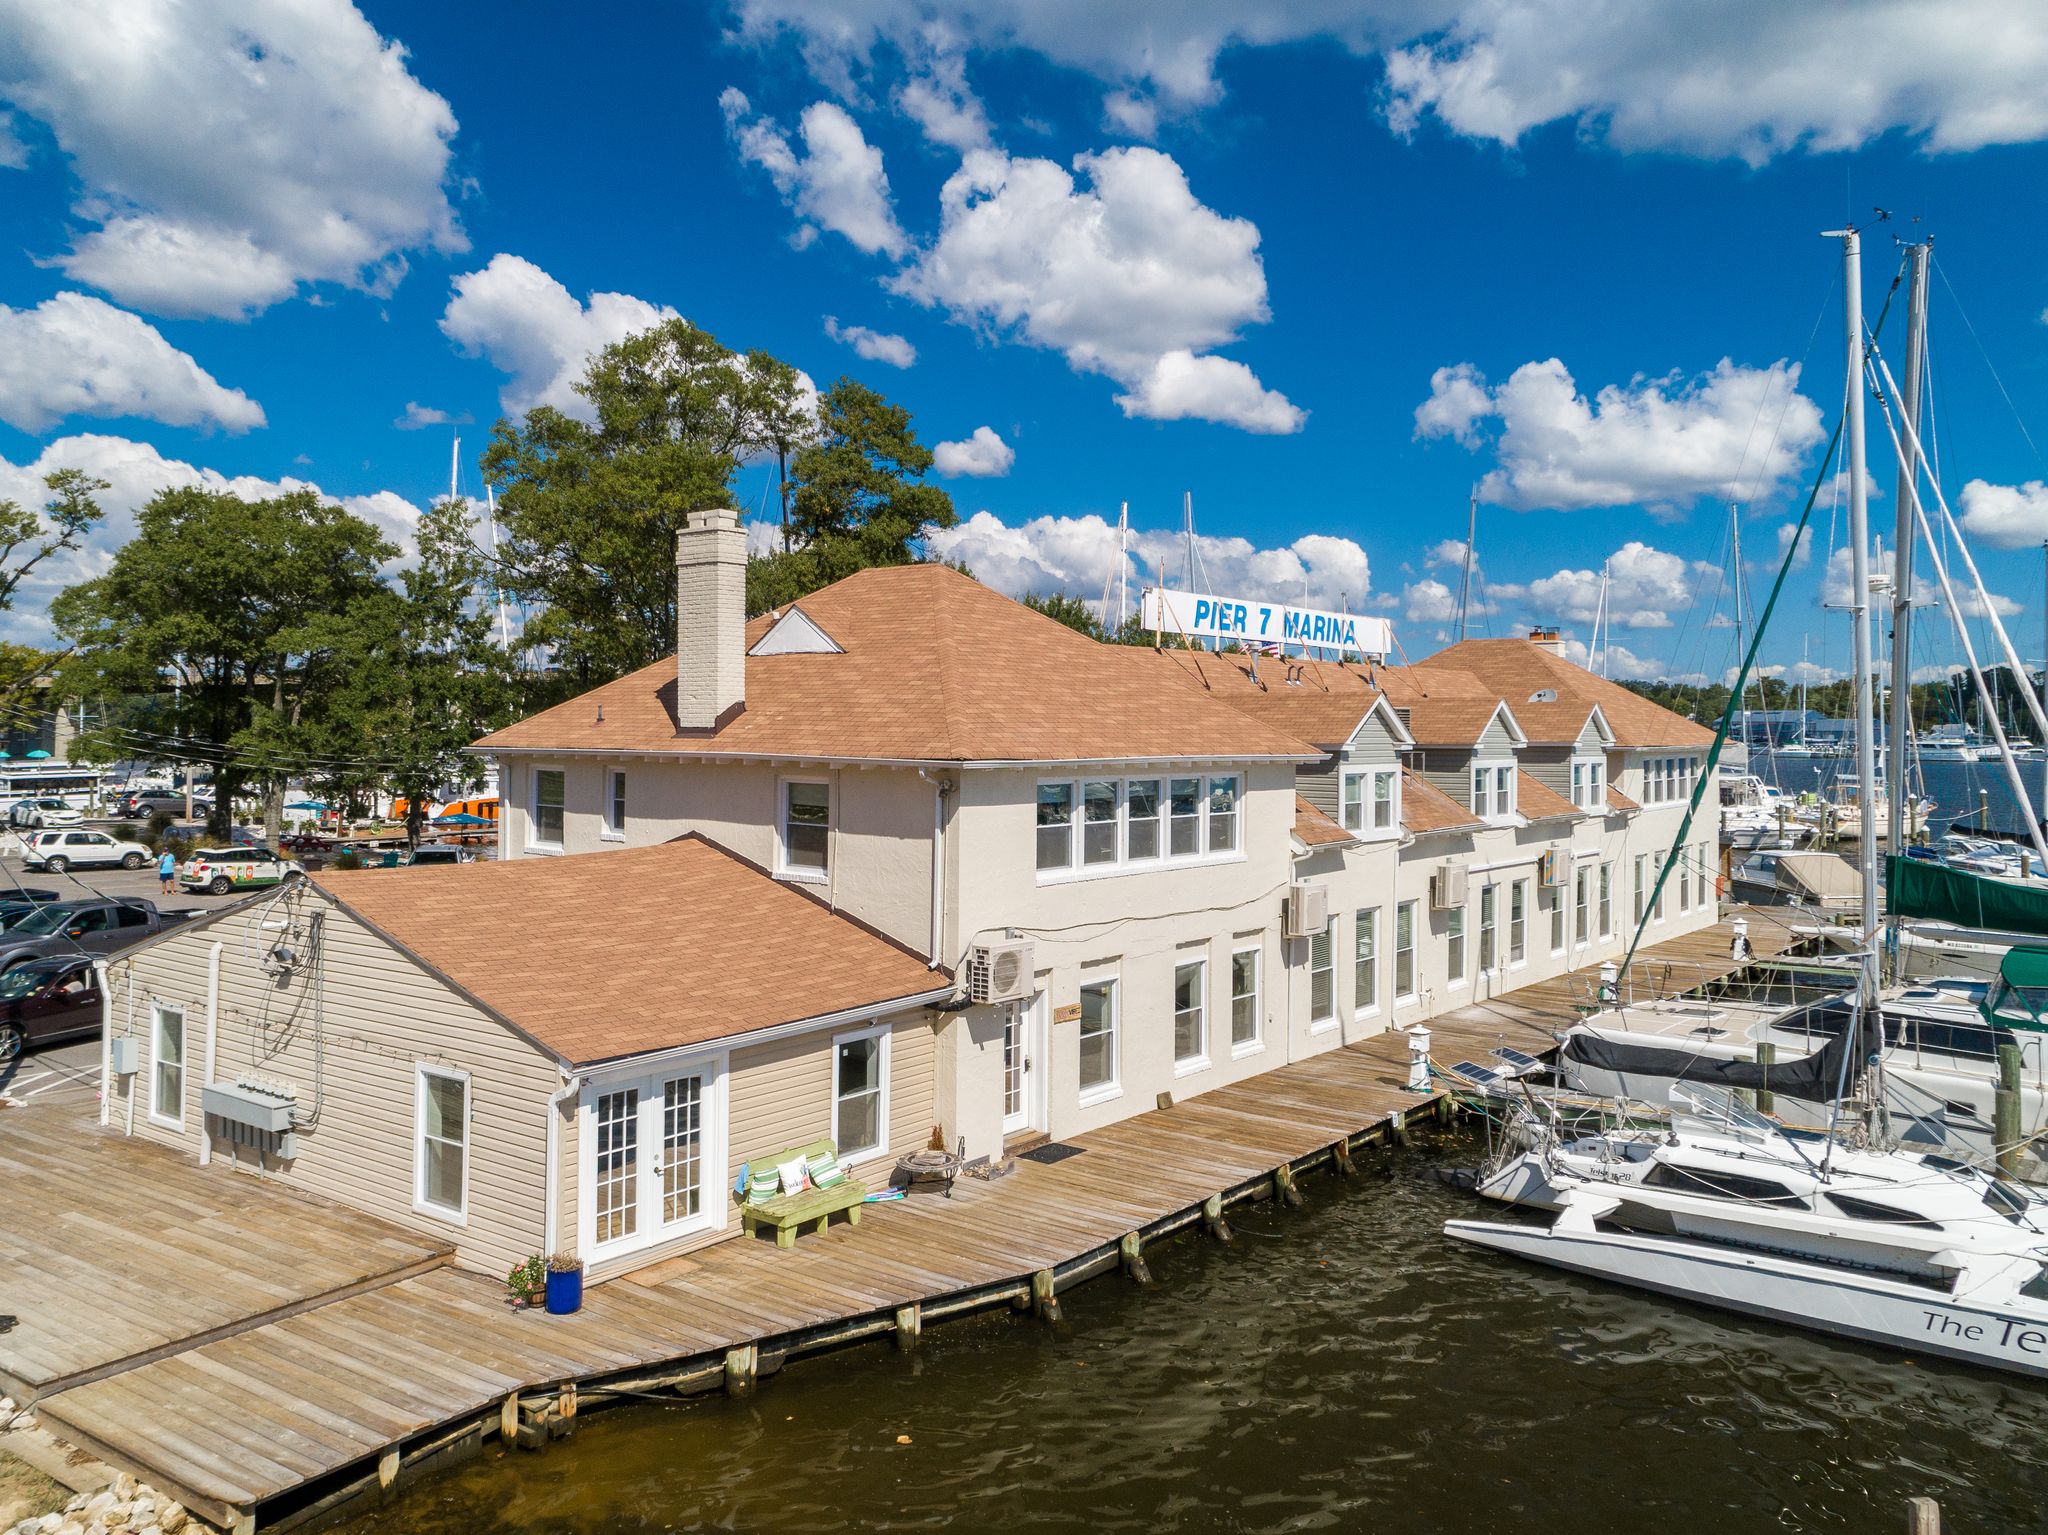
left=14, top=911, right=1802, bottom=1532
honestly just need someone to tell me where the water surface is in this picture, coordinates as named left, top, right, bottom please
left=337, top=1127, right=2048, bottom=1534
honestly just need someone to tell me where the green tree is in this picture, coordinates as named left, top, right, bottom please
left=0, top=469, right=109, bottom=717
left=746, top=377, right=955, bottom=613
left=53, top=487, right=395, bottom=839
left=483, top=318, right=800, bottom=688
left=1021, top=591, right=1103, bottom=639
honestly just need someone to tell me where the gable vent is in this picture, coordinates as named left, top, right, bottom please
left=1528, top=688, right=1557, bottom=704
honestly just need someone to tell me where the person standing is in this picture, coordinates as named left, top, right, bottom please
left=157, top=847, right=177, bottom=895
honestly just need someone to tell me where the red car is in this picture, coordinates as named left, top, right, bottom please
left=0, top=956, right=102, bottom=1064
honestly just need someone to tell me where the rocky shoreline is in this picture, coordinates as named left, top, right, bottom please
left=3, top=1473, right=203, bottom=1535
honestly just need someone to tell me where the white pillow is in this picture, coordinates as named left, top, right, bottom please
left=776, top=1156, right=810, bottom=1194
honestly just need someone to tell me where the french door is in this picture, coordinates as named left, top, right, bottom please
left=1001, top=993, right=1045, bottom=1136
left=583, top=1056, right=725, bottom=1261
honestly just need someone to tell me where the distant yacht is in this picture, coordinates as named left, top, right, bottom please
left=1917, top=724, right=1986, bottom=762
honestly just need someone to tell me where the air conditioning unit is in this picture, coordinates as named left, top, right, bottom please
left=967, top=940, right=1036, bottom=1005
left=1284, top=881, right=1329, bottom=938
left=1430, top=864, right=1469, bottom=909
left=1539, top=849, right=1566, bottom=889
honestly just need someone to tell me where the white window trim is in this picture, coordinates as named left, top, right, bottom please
left=1036, top=771, right=1248, bottom=885
left=575, top=1050, right=730, bottom=1262
left=1307, top=915, right=1340, bottom=1034
left=148, top=1001, right=185, bottom=1131
left=600, top=769, right=628, bottom=843
left=1478, top=884, right=1498, bottom=975
left=1508, top=879, right=1529, bottom=971
left=1173, top=955, right=1212, bottom=1076
left=1569, top=754, right=1606, bottom=811
left=1394, top=900, right=1420, bottom=1004
left=526, top=764, right=567, bottom=855
left=1230, top=945, right=1264, bottom=1059
left=777, top=775, right=833, bottom=885
left=1076, top=976, right=1122, bottom=1108
left=413, top=1062, right=471, bottom=1226
left=1573, top=867, right=1593, bottom=950
left=1599, top=861, right=1615, bottom=940
left=1352, top=907, right=1381, bottom=1021
left=831, top=1023, right=892, bottom=1168
left=1445, top=906, right=1468, bottom=990
left=1340, top=766, right=1401, bottom=839
left=1547, top=882, right=1567, bottom=957
left=1471, top=758, right=1517, bottom=823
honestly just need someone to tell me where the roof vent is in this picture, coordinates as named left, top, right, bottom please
left=1528, top=688, right=1557, bottom=704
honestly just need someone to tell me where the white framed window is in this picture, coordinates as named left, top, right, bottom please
left=1230, top=947, right=1261, bottom=1054
left=1633, top=854, right=1649, bottom=926
left=1078, top=978, right=1119, bottom=1103
left=580, top=1056, right=726, bottom=1259
left=1571, top=756, right=1606, bottom=810
left=1169, top=777, right=1203, bottom=856
left=1309, top=918, right=1335, bottom=1028
left=1599, top=861, right=1614, bottom=939
left=1446, top=906, right=1466, bottom=985
left=1354, top=907, right=1379, bottom=1015
left=779, top=779, right=831, bottom=880
left=414, top=1064, right=469, bottom=1222
left=1478, top=884, right=1497, bottom=972
left=1342, top=767, right=1400, bottom=836
left=530, top=767, right=565, bottom=850
left=1472, top=762, right=1516, bottom=821
left=1082, top=779, right=1121, bottom=866
left=603, top=770, right=628, bottom=840
left=1207, top=775, right=1239, bottom=853
left=1037, top=782, right=1076, bottom=871
left=1509, top=880, right=1528, bottom=965
left=1549, top=885, right=1565, bottom=953
left=1654, top=854, right=1667, bottom=922
left=1470, top=765, right=1489, bottom=817
left=1574, top=865, right=1591, bottom=948
left=1679, top=850, right=1692, bottom=911
left=1395, top=901, right=1418, bottom=999
left=1342, top=770, right=1366, bottom=830
left=1496, top=764, right=1514, bottom=817
left=149, top=1002, right=185, bottom=1129
left=1126, top=779, right=1163, bottom=861
left=1173, top=957, right=1209, bottom=1071
left=832, top=1025, right=890, bottom=1164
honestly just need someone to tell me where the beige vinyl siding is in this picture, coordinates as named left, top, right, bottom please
left=1416, top=747, right=1474, bottom=804
left=1297, top=756, right=1340, bottom=818
left=1521, top=745, right=1571, bottom=797
left=1344, top=719, right=1402, bottom=769
left=109, top=895, right=558, bottom=1278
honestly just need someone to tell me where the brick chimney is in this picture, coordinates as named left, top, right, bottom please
left=1528, top=625, right=1564, bottom=655
left=675, top=508, right=746, bottom=730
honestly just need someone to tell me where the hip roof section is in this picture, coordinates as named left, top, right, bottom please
left=1418, top=638, right=1713, bottom=748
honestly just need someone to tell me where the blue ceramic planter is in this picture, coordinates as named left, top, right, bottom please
left=544, top=1266, right=583, bottom=1315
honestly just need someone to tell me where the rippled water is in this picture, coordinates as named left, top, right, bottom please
left=336, top=1126, right=2048, bottom=1534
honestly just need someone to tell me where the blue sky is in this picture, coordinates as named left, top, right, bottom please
left=5, top=2, right=2048, bottom=688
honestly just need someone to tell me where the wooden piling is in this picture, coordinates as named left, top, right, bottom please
left=1031, top=1268, right=1061, bottom=1324
left=499, top=1393, right=519, bottom=1443
left=1119, top=1231, right=1152, bottom=1286
left=1273, top=1163, right=1303, bottom=1208
left=1906, top=1496, right=1941, bottom=1534
left=1390, top=1109, right=1411, bottom=1147
left=1996, top=1041, right=2024, bottom=1180
left=1754, top=1041, right=1775, bottom=1115
left=893, top=1303, right=922, bottom=1350
left=1331, top=1137, right=1355, bottom=1176
left=723, top=1345, right=756, bottom=1397
left=1201, top=1192, right=1233, bottom=1243
left=558, top=1382, right=577, bottom=1434
left=375, top=1448, right=398, bottom=1490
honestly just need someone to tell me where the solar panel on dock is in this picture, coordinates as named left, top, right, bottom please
left=1451, top=1062, right=1505, bottom=1087
left=1491, top=1047, right=1541, bottom=1071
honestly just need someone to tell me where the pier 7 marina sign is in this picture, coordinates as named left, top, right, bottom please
left=1140, top=587, right=1392, bottom=659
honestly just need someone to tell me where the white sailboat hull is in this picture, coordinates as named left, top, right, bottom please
left=1444, top=1219, right=2048, bottom=1378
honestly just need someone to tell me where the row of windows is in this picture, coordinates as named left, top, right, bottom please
left=1644, top=755, right=1703, bottom=806
left=1037, top=774, right=1240, bottom=876
left=1077, top=945, right=1266, bottom=1101
left=530, top=766, right=633, bottom=847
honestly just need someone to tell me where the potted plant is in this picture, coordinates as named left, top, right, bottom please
left=544, top=1253, right=584, bottom=1315
left=505, top=1254, right=544, bottom=1309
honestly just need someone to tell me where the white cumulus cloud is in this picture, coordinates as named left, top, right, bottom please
left=1821, top=540, right=2019, bottom=619
left=922, top=508, right=1373, bottom=614
left=720, top=89, right=908, bottom=258
left=1416, top=356, right=1825, bottom=513
left=933, top=426, right=1014, bottom=478
left=824, top=316, right=916, bottom=368
left=1499, top=541, right=1723, bottom=631
left=0, top=293, right=263, bottom=434
left=1558, top=636, right=1681, bottom=682
left=0, top=0, right=464, bottom=318
left=1959, top=478, right=2048, bottom=550
left=394, top=401, right=470, bottom=431
left=893, top=145, right=1301, bottom=433
left=897, top=43, right=991, bottom=150
left=440, top=254, right=677, bottom=421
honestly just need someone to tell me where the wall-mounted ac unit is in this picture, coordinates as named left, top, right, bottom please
left=1284, top=881, right=1329, bottom=938
left=967, top=940, right=1036, bottom=1005
left=1539, top=849, right=1566, bottom=889
left=1430, top=864, right=1469, bottom=909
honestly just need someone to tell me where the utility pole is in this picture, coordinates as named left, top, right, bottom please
left=1887, top=241, right=1931, bottom=853
left=1827, top=223, right=1880, bottom=1009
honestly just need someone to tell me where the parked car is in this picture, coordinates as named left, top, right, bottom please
left=116, top=790, right=211, bottom=819
left=0, top=955, right=103, bottom=1063
left=180, top=846, right=305, bottom=895
left=403, top=845, right=472, bottom=866
left=0, top=898, right=163, bottom=971
left=22, top=829, right=152, bottom=873
left=0, top=896, right=63, bottom=932
left=8, top=798, right=82, bottom=829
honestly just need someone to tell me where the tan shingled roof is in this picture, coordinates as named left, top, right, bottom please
left=1400, top=768, right=1484, bottom=835
left=1606, top=785, right=1641, bottom=813
left=314, top=837, right=946, bottom=1067
left=1293, top=794, right=1355, bottom=849
left=1130, top=650, right=1393, bottom=751
left=477, top=564, right=1318, bottom=766
left=1420, top=638, right=1713, bottom=747
left=1516, top=770, right=1580, bottom=823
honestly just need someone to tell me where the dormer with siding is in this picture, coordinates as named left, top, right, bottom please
left=1404, top=698, right=1528, bottom=825
left=1302, top=694, right=1412, bottom=839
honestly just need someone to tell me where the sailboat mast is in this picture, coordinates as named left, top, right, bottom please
left=1886, top=242, right=1930, bottom=852
left=1456, top=488, right=1477, bottom=643
left=1731, top=505, right=1750, bottom=743
left=1829, top=225, right=1881, bottom=1011
left=2040, top=539, right=2047, bottom=829
left=448, top=433, right=460, bottom=506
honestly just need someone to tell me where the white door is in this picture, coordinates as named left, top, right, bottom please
left=1001, top=994, right=1043, bottom=1136
left=584, top=1058, right=724, bottom=1261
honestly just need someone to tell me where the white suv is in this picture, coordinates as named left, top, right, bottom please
left=23, top=829, right=151, bottom=872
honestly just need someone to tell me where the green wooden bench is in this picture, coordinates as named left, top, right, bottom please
left=739, top=1137, right=868, bottom=1248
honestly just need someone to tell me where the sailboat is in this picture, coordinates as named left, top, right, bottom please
left=1449, top=230, right=2048, bottom=1377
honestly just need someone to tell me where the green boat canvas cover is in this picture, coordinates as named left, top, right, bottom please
left=1886, top=855, right=2048, bottom=939
left=1980, top=945, right=2048, bottom=1033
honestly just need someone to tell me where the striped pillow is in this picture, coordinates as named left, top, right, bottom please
left=807, top=1151, right=846, bottom=1189
left=746, top=1166, right=781, bottom=1206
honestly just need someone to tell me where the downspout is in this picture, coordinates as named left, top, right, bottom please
left=123, top=970, right=135, bottom=1137
left=95, top=958, right=112, bottom=1127
left=198, top=941, right=222, bottom=1166
left=917, top=770, right=954, bottom=969
left=544, top=1069, right=584, bottom=1257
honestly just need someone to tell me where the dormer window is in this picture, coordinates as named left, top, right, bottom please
left=1341, top=768, right=1400, bottom=837
left=1570, top=756, right=1606, bottom=810
left=1470, top=762, right=1516, bottom=821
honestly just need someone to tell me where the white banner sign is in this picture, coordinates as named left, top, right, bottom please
left=1140, top=587, right=1391, bottom=657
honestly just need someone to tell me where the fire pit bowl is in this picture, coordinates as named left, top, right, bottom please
left=894, top=1147, right=963, bottom=1197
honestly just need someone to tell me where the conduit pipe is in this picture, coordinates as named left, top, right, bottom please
left=917, top=770, right=953, bottom=969
left=95, top=958, right=112, bottom=1127
left=199, top=941, right=222, bottom=1166
left=544, top=1070, right=584, bottom=1257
